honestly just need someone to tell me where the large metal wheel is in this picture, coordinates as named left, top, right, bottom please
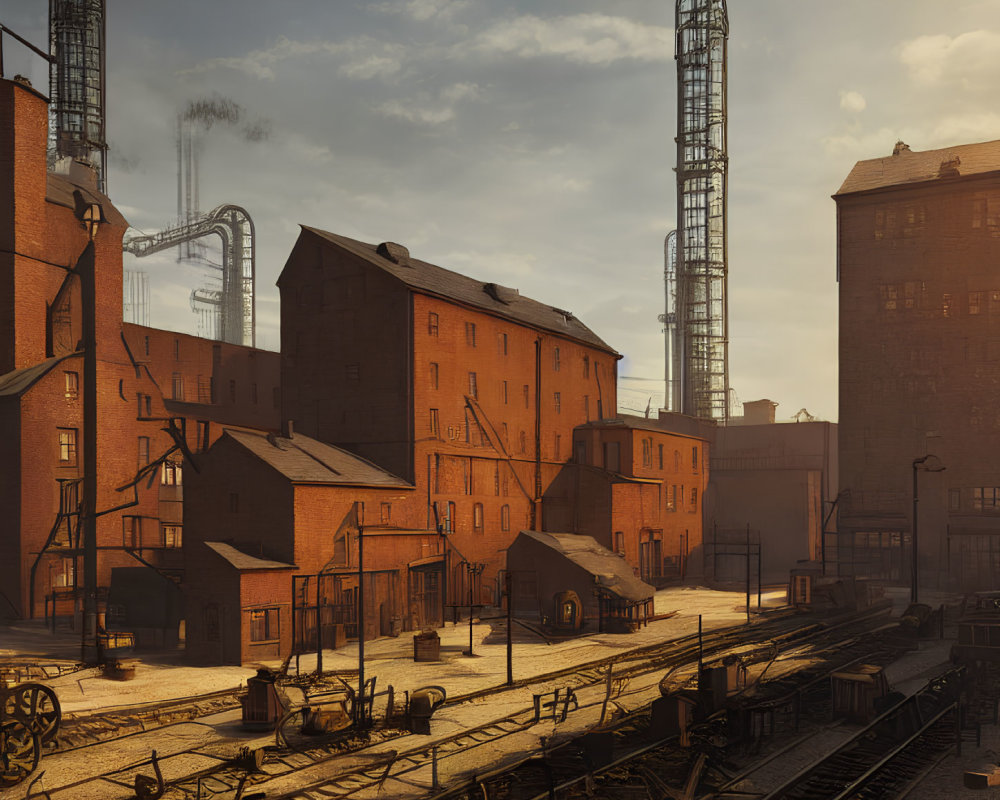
left=3, top=683, right=60, bottom=745
left=0, top=720, right=41, bottom=788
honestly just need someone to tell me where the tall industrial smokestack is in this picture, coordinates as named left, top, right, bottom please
left=49, top=0, right=107, bottom=193
left=669, top=0, right=730, bottom=422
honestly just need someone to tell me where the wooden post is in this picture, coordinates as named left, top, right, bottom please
left=505, top=570, right=513, bottom=686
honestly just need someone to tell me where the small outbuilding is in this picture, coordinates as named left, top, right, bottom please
left=506, top=530, right=655, bottom=634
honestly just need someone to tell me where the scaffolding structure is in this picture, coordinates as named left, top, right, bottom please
left=123, top=205, right=256, bottom=347
left=667, top=0, right=729, bottom=422
left=49, top=0, right=107, bottom=193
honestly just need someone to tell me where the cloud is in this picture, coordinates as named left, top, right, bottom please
left=898, top=30, right=1000, bottom=87
left=839, top=90, right=866, bottom=113
left=374, top=0, right=471, bottom=22
left=460, top=13, right=673, bottom=65
left=181, top=36, right=404, bottom=82
left=376, top=82, right=482, bottom=125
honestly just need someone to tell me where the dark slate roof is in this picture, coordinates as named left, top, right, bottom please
left=579, top=413, right=709, bottom=440
left=300, top=226, right=618, bottom=355
left=0, top=355, right=76, bottom=398
left=46, top=172, right=129, bottom=228
left=836, top=139, right=1000, bottom=197
left=225, top=429, right=412, bottom=488
left=204, top=542, right=296, bottom=571
left=517, top=530, right=654, bottom=602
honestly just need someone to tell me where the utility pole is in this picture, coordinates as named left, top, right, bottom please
left=356, top=501, right=366, bottom=726
left=505, top=570, right=513, bottom=686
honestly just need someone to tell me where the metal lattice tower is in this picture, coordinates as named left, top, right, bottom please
left=669, top=0, right=729, bottom=421
left=49, top=0, right=107, bottom=193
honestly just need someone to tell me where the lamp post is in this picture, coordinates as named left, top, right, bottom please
left=912, top=454, right=945, bottom=604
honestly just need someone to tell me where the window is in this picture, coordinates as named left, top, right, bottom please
left=518, top=430, right=526, bottom=454
left=473, top=503, right=484, bottom=532
left=604, top=441, right=620, bottom=472
left=465, top=321, right=477, bottom=346
left=949, top=489, right=961, bottom=512
left=161, top=460, right=182, bottom=486
left=172, top=373, right=184, bottom=401
left=642, top=438, right=652, bottom=468
left=346, top=363, right=360, bottom=382
left=430, top=362, right=439, bottom=390
left=463, top=458, right=473, bottom=494
left=584, top=395, right=590, bottom=420
left=428, top=312, right=439, bottom=336
left=674, top=450, right=681, bottom=470
left=249, top=608, right=279, bottom=642
left=658, top=444, right=664, bottom=470
left=429, top=408, right=439, bottom=437
left=138, top=393, right=151, bottom=417
left=143, top=335, right=150, bottom=356
left=554, top=392, right=561, bottom=413
left=523, top=384, right=530, bottom=409
left=447, top=501, right=457, bottom=533
left=501, top=504, right=510, bottom=531
left=196, top=421, right=209, bottom=452
left=138, top=436, right=150, bottom=467
left=468, top=372, right=478, bottom=399
left=666, top=485, right=676, bottom=512
left=554, top=434, right=561, bottom=460
left=251, top=383, right=258, bottom=404
left=553, top=346, right=560, bottom=371
left=943, top=293, right=953, bottom=318
left=692, top=446, right=699, bottom=470
left=583, top=356, right=590, bottom=379
left=498, top=332, right=508, bottom=355
left=973, top=487, right=1000, bottom=511
left=174, top=339, right=180, bottom=360
left=494, top=467, right=500, bottom=496
left=380, top=502, right=391, bottom=523
left=501, top=381, right=508, bottom=404
left=229, top=492, right=239, bottom=513
left=64, top=371, right=79, bottom=399
left=229, top=379, right=237, bottom=401
left=690, top=487, right=698, bottom=512
left=970, top=291, right=983, bottom=315
left=162, top=525, right=182, bottom=548
left=614, top=531, right=625, bottom=554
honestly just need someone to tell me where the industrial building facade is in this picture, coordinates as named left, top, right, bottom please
left=836, top=139, right=1000, bottom=590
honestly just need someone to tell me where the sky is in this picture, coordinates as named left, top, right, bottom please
left=5, top=0, right=1000, bottom=422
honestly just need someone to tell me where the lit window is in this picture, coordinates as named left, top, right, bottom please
left=64, top=371, right=79, bottom=399
left=501, top=504, right=510, bottom=531
left=473, top=503, right=484, bottom=532
left=172, top=373, right=184, bottom=401
left=249, top=608, right=279, bottom=642
left=973, top=487, right=1000, bottom=512
left=970, top=291, right=983, bottom=315
left=162, top=525, right=182, bottom=548
left=554, top=392, right=561, bottom=413
left=666, top=485, right=676, bottom=512
left=161, top=460, right=183, bottom=486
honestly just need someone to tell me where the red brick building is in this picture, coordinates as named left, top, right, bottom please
left=278, top=228, right=621, bottom=609
left=0, top=76, right=278, bottom=629
left=544, top=414, right=708, bottom=584
left=835, top=139, right=1000, bottom=590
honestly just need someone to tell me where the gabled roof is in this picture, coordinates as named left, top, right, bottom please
left=515, top=530, right=654, bottom=602
left=224, top=429, right=412, bottom=488
left=0, top=355, right=76, bottom=398
left=836, top=139, right=1000, bottom=197
left=204, top=542, right=296, bottom=571
left=297, top=226, right=618, bottom=355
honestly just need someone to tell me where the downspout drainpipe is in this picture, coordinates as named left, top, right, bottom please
left=534, top=336, right=542, bottom=529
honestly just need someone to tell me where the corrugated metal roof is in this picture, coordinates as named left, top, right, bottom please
left=0, top=355, right=75, bottom=398
left=299, top=227, right=618, bottom=355
left=516, top=530, right=654, bottom=602
left=836, top=139, right=1000, bottom=197
left=204, top=541, right=296, bottom=571
left=225, top=429, right=413, bottom=488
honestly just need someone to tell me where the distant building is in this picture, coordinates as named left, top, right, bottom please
left=835, top=139, right=1000, bottom=590
left=544, top=413, right=709, bottom=584
left=0, top=77, right=277, bottom=630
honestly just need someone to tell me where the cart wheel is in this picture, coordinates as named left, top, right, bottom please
left=4, top=683, right=61, bottom=745
left=0, top=720, right=41, bottom=788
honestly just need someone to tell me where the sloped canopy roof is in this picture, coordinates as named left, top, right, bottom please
left=515, top=530, right=654, bottom=602
left=0, top=355, right=76, bottom=398
left=204, top=541, right=296, bottom=571
left=224, top=429, right=412, bottom=488
left=295, top=226, right=618, bottom=355
left=836, top=139, right=1000, bottom=197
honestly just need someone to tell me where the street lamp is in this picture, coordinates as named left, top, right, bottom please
left=912, top=454, right=945, bottom=604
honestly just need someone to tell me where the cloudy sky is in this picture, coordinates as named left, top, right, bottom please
left=6, top=1, right=1000, bottom=421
